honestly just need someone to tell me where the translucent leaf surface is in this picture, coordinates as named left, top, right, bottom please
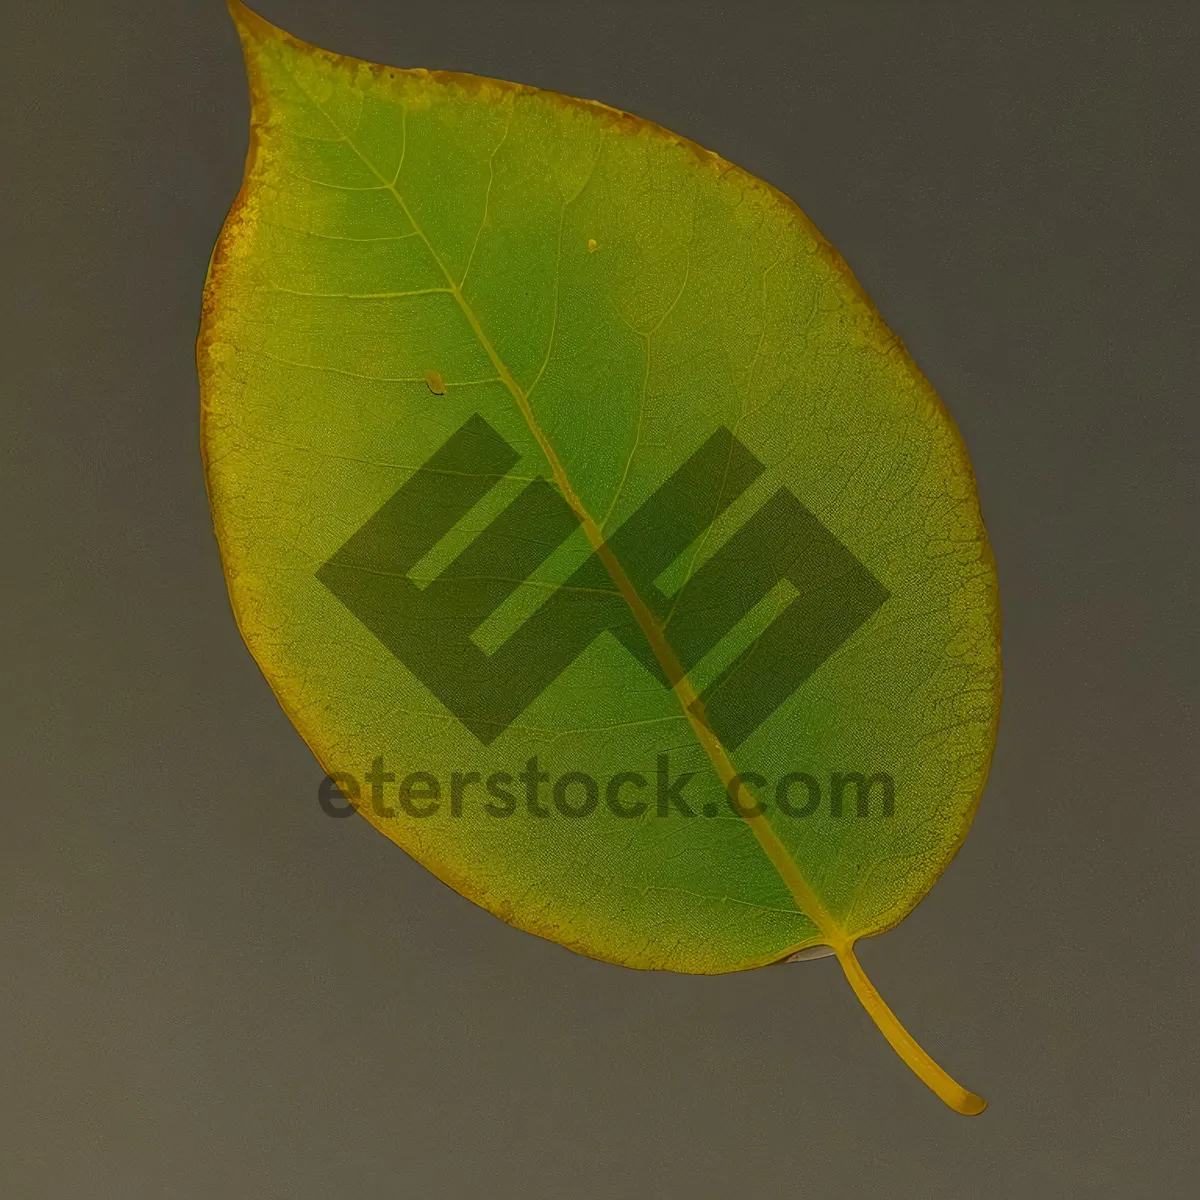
left=200, top=1, right=1001, bottom=1113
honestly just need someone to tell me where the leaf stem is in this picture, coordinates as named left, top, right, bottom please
left=834, top=942, right=987, bottom=1116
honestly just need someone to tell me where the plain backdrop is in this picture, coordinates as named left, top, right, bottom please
left=2, top=1, right=1196, bottom=1196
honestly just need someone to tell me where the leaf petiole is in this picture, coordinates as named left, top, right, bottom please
left=834, top=942, right=987, bottom=1116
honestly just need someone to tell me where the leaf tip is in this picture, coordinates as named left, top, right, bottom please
left=226, top=0, right=285, bottom=51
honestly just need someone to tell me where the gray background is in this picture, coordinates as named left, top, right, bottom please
left=3, top=1, right=1196, bottom=1196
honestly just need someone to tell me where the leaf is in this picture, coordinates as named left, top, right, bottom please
left=200, top=0, right=1002, bottom=1115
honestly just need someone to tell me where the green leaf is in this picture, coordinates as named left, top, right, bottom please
left=200, top=1, right=1001, bottom=1114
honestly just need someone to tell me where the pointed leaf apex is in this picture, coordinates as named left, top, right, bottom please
left=227, top=0, right=283, bottom=47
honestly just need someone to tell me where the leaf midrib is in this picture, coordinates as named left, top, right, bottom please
left=269, top=46, right=844, bottom=951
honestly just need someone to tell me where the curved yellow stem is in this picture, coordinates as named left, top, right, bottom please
left=835, top=942, right=986, bottom=1115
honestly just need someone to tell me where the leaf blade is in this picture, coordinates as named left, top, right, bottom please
left=202, top=1, right=1001, bottom=1111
